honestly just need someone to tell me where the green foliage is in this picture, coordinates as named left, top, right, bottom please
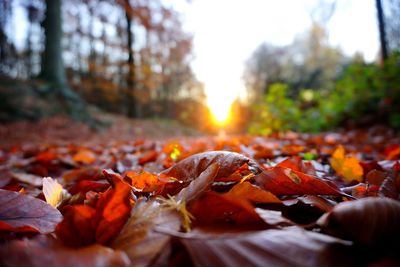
left=249, top=52, right=400, bottom=134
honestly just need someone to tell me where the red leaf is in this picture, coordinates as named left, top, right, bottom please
left=189, top=191, right=265, bottom=226
left=57, top=170, right=133, bottom=246
left=255, top=166, right=340, bottom=195
left=0, top=189, right=62, bottom=234
left=56, top=205, right=97, bottom=247
left=94, top=170, right=133, bottom=244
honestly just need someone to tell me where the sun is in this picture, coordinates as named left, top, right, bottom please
left=207, top=96, right=233, bottom=126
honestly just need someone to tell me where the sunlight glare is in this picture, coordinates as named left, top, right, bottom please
left=207, top=90, right=234, bottom=126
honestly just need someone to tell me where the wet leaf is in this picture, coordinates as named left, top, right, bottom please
left=0, top=189, right=62, bottom=233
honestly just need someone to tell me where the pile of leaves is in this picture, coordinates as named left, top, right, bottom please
left=0, top=127, right=400, bottom=267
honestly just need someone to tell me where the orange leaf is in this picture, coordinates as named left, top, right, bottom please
left=330, top=146, right=363, bottom=183
left=224, top=182, right=281, bottom=204
left=125, top=171, right=166, bottom=192
left=73, top=149, right=96, bottom=164
left=138, top=150, right=158, bottom=165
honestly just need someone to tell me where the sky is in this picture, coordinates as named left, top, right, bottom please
left=171, top=0, right=380, bottom=121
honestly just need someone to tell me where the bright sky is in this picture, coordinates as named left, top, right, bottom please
left=173, top=0, right=380, bottom=121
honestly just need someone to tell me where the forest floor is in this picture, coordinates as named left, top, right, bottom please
left=0, top=113, right=201, bottom=149
left=0, top=114, right=400, bottom=267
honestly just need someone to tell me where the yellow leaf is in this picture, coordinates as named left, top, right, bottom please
left=73, top=149, right=96, bottom=164
left=42, top=177, right=63, bottom=208
left=330, top=146, right=363, bottom=182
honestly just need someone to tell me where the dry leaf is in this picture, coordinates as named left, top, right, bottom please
left=330, top=146, right=363, bottom=183
left=43, top=177, right=64, bottom=208
left=0, top=189, right=62, bottom=233
left=317, top=197, right=400, bottom=246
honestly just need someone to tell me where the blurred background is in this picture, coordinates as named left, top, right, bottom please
left=0, top=0, right=399, bottom=137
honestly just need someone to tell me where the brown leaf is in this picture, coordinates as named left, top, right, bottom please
left=175, top=163, right=219, bottom=204
left=112, top=199, right=181, bottom=267
left=0, top=237, right=130, bottom=267
left=178, top=227, right=354, bottom=267
left=317, top=197, right=400, bottom=246
left=160, top=151, right=260, bottom=195
left=11, top=172, right=43, bottom=187
left=0, top=189, right=62, bottom=233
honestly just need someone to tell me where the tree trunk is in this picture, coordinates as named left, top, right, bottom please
left=376, top=0, right=388, bottom=62
left=124, top=0, right=137, bottom=117
left=40, top=0, right=89, bottom=121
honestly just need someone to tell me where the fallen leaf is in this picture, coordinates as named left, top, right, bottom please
left=125, top=171, right=166, bottom=193
left=330, top=146, right=363, bottom=183
left=112, top=199, right=181, bottom=267
left=57, top=170, right=133, bottom=246
left=0, top=237, right=130, bottom=267
left=177, top=227, right=355, bottom=267
left=94, top=170, right=134, bottom=244
left=138, top=150, right=158, bottom=165
left=160, top=151, right=260, bottom=196
left=73, top=149, right=96, bottom=164
left=43, top=177, right=64, bottom=208
left=223, top=181, right=281, bottom=204
left=189, top=191, right=266, bottom=226
left=11, top=172, right=43, bottom=187
left=255, top=166, right=340, bottom=195
left=317, top=197, right=400, bottom=246
left=0, top=189, right=62, bottom=233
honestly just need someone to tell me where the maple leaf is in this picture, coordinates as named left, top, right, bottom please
left=0, top=189, right=62, bottom=233
left=330, top=146, right=363, bottom=183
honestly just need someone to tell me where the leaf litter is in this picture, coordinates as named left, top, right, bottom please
left=0, top=127, right=400, bottom=266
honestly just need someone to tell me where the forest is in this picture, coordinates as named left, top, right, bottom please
left=0, top=0, right=400, bottom=266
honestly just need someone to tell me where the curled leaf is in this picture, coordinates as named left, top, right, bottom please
left=317, top=197, right=400, bottom=246
left=160, top=151, right=260, bottom=193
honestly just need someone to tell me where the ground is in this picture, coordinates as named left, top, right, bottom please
left=0, top=117, right=399, bottom=267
